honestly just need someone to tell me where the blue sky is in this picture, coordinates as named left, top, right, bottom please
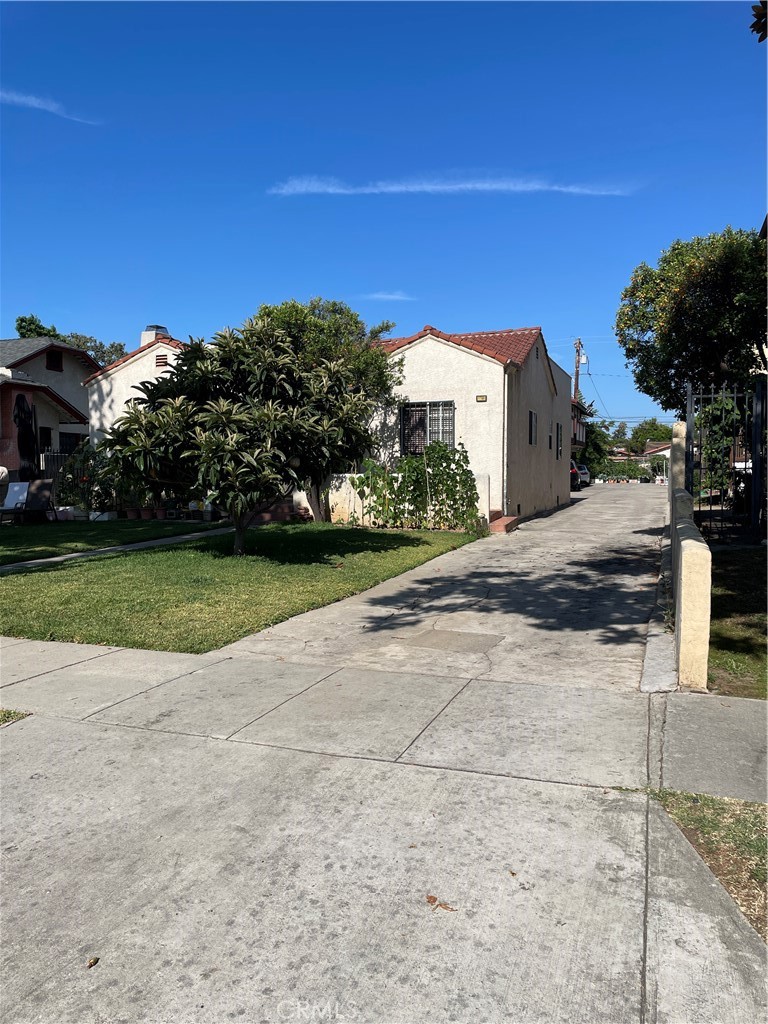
left=1, top=1, right=764, bottom=424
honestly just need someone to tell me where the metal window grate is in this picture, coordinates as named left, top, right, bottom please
left=401, top=401, right=455, bottom=454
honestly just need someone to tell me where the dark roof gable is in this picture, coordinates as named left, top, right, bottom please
left=0, top=336, right=101, bottom=372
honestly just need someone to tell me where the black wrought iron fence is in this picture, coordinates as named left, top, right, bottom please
left=685, top=382, right=766, bottom=542
left=39, top=450, right=70, bottom=503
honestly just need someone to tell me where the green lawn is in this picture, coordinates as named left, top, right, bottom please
left=708, top=548, right=767, bottom=699
left=0, top=523, right=474, bottom=653
left=0, top=520, right=224, bottom=567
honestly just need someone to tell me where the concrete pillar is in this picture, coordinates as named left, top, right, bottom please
left=673, top=519, right=711, bottom=691
left=668, top=422, right=686, bottom=500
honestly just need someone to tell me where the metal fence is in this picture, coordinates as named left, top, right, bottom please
left=685, top=382, right=766, bottom=542
left=39, top=450, right=71, bottom=503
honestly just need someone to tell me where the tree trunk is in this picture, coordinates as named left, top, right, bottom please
left=233, top=513, right=249, bottom=556
left=306, top=480, right=331, bottom=522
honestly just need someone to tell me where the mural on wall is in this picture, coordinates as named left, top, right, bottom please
left=13, top=394, right=39, bottom=482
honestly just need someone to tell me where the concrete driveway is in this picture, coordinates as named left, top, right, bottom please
left=1, top=485, right=765, bottom=1023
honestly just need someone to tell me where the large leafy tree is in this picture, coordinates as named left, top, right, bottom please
left=614, top=227, right=767, bottom=414
left=15, top=313, right=127, bottom=366
left=103, top=316, right=391, bottom=555
left=252, top=298, right=400, bottom=518
left=627, top=417, right=672, bottom=454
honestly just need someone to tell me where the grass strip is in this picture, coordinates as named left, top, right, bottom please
left=708, top=548, right=766, bottom=700
left=0, top=709, right=30, bottom=726
left=652, top=788, right=767, bottom=941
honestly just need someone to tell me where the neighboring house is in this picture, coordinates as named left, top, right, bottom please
left=0, top=337, right=99, bottom=479
left=85, top=325, right=185, bottom=444
left=571, top=398, right=589, bottom=457
left=378, top=324, right=572, bottom=520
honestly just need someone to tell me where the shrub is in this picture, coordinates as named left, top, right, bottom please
left=352, top=442, right=482, bottom=532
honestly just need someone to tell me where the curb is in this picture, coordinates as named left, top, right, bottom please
left=641, top=522, right=677, bottom=693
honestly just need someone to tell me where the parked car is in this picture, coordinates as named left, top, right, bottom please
left=577, top=464, right=591, bottom=487
left=570, top=460, right=581, bottom=491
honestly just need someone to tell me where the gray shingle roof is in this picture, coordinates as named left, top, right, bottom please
left=0, top=337, right=99, bottom=370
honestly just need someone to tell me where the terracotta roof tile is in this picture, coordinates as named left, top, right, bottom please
left=379, top=324, right=543, bottom=367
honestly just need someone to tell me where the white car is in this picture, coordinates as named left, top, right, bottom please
left=577, top=465, right=591, bottom=487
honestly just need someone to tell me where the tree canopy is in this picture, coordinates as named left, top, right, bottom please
left=614, top=227, right=767, bottom=414
left=252, top=298, right=400, bottom=516
left=15, top=314, right=127, bottom=367
left=103, top=311, right=397, bottom=555
left=627, top=417, right=672, bottom=454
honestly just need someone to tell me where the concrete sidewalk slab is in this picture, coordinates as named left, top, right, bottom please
left=0, top=638, right=120, bottom=687
left=1, top=716, right=648, bottom=1024
left=0, top=648, right=219, bottom=720
left=661, top=693, right=768, bottom=803
left=0, top=636, right=29, bottom=649
left=399, top=681, right=650, bottom=788
left=89, top=657, right=338, bottom=738
left=232, top=666, right=468, bottom=760
left=646, top=800, right=767, bottom=1023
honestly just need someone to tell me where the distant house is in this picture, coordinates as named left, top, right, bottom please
left=571, top=397, right=589, bottom=458
left=0, top=337, right=99, bottom=480
left=85, top=325, right=186, bottom=444
left=378, top=324, right=572, bottom=522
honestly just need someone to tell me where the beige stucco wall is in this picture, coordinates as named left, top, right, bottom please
left=88, top=343, right=182, bottom=444
left=383, top=336, right=507, bottom=511
left=505, top=348, right=571, bottom=518
left=14, top=351, right=90, bottom=419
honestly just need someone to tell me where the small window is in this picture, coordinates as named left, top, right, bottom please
left=528, top=410, right=538, bottom=446
left=400, top=401, right=455, bottom=455
left=548, top=419, right=553, bottom=450
left=39, top=426, right=53, bottom=451
left=556, top=423, right=563, bottom=460
left=155, top=353, right=168, bottom=368
left=59, top=432, right=83, bottom=455
left=46, top=349, right=63, bottom=372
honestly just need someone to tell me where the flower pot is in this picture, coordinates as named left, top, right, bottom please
left=139, top=508, right=153, bottom=520
left=126, top=508, right=140, bottom=520
left=155, top=509, right=167, bottom=520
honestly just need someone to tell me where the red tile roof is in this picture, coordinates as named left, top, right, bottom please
left=379, top=325, right=543, bottom=367
left=83, top=336, right=186, bottom=386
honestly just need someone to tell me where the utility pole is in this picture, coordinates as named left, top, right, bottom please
left=573, top=338, right=582, bottom=401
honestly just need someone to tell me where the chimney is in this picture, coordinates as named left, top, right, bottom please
left=140, top=324, right=169, bottom=346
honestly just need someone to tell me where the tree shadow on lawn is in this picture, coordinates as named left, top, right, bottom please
left=1, top=522, right=439, bottom=575
left=212, top=523, right=438, bottom=565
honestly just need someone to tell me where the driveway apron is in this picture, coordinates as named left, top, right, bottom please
left=1, top=485, right=765, bottom=1024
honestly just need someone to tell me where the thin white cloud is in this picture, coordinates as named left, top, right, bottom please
left=0, top=89, right=100, bottom=125
left=359, top=291, right=416, bottom=302
left=269, top=175, right=631, bottom=198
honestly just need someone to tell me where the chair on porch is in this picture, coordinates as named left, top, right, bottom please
left=0, top=480, right=57, bottom=525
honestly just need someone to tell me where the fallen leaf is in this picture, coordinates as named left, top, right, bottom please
left=426, top=894, right=457, bottom=912
left=86, top=957, right=100, bottom=969
left=508, top=870, right=517, bottom=877
left=408, top=844, right=417, bottom=849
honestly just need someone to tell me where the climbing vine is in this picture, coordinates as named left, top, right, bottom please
left=351, top=442, right=482, bottom=532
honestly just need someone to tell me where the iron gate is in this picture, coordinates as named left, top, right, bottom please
left=685, top=382, right=767, bottom=542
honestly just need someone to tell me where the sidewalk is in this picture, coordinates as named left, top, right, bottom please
left=1, top=486, right=765, bottom=1023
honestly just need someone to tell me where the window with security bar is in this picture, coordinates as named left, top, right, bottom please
left=400, top=401, right=455, bottom=455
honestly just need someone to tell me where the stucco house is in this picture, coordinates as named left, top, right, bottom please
left=377, top=324, right=572, bottom=522
left=85, top=325, right=186, bottom=444
left=0, top=337, right=98, bottom=480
